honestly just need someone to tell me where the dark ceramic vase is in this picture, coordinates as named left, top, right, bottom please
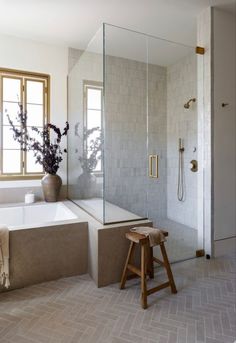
left=41, top=173, right=62, bottom=202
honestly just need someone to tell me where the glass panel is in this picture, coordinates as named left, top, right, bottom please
left=26, top=150, right=43, bottom=173
left=2, top=150, right=21, bottom=173
left=26, top=80, right=43, bottom=104
left=67, top=26, right=104, bottom=222
left=104, top=24, right=148, bottom=224
left=87, top=110, right=101, bottom=129
left=3, top=102, right=20, bottom=125
left=94, top=154, right=101, bottom=172
left=3, top=78, right=21, bottom=102
left=26, top=104, right=44, bottom=127
left=3, top=126, right=21, bottom=149
left=147, top=36, right=200, bottom=263
left=87, top=88, right=101, bottom=109
left=86, top=110, right=101, bottom=172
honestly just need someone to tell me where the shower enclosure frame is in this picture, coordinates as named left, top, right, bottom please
left=67, top=22, right=205, bottom=261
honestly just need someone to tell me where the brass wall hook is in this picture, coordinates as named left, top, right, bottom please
left=222, top=103, right=229, bottom=107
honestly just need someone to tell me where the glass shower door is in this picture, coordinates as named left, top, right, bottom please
left=147, top=36, right=203, bottom=262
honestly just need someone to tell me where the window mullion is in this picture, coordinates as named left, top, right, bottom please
left=44, top=80, right=47, bottom=125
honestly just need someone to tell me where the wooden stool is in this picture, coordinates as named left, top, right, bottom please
left=120, top=230, right=177, bottom=309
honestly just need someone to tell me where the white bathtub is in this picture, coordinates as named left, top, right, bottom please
left=0, top=202, right=78, bottom=229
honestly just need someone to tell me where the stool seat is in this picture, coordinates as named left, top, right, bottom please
left=126, top=230, right=168, bottom=244
left=120, top=228, right=177, bottom=309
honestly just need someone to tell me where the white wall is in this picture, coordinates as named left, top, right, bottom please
left=213, top=9, right=236, bottom=254
left=0, top=34, right=68, bottom=200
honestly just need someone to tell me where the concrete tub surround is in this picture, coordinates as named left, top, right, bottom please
left=0, top=201, right=88, bottom=291
left=65, top=202, right=153, bottom=287
left=96, top=221, right=153, bottom=287
left=8, top=221, right=88, bottom=290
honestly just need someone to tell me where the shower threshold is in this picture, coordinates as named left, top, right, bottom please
left=72, top=197, right=146, bottom=224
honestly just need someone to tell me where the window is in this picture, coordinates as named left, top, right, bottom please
left=0, top=69, right=50, bottom=179
left=84, top=81, right=103, bottom=173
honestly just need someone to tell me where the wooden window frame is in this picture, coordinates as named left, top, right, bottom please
left=0, top=68, right=50, bottom=180
left=83, top=80, right=103, bottom=176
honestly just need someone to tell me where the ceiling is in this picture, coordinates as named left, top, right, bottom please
left=0, top=0, right=235, bottom=49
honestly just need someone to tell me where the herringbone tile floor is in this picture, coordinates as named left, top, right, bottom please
left=0, top=255, right=235, bottom=343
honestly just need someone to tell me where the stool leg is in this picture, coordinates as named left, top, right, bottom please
left=148, top=246, right=154, bottom=279
left=160, top=242, right=177, bottom=294
left=141, top=243, right=147, bottom=309
left=120, top=241, right=135, bottom=289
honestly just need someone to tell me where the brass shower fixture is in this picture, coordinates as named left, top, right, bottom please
left=184, top=98, right=196, bottom=109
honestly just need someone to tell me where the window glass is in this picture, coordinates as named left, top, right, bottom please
left=3, top=102, right=20, bottom=125
left=2, top=150, right=21, bottom=173
left=26, top=80, right=43, bottom=105
left=26, top=104, right=44, bottom=127
left=0, top=70, right=49, bottom=178
left=87, top=88, right=101, bottom=110
left=3, top=77, right=21, bottom=102
left=26, top=150, right=43, bottom=173
left=3, top=126, right=21, bottom=150
left=85, top=85, right=102, bottom=173
left=87, top=109, right=101, bottom=129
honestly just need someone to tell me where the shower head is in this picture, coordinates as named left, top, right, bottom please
left=184, top=98, right=196, bottom=109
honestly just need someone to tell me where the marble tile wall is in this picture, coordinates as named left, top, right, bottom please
left=104, top=56, right=167, bottom=221
left=166, top=54, right=198, bottom=228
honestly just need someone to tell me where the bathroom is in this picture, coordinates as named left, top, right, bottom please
left=0, top=6, right=234, bottom=288
left=0, top=23, right=203, bottom=291
left=0, top=2, right=235, bottom=342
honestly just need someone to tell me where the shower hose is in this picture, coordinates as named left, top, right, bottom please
left=177, top=146, right=184, bottom=201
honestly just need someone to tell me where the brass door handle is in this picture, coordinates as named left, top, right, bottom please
left=190, top=159, right=198, bottom=172
left=149, top=155, right=158, bottom=178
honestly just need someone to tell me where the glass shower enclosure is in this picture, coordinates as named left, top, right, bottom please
left=67, top=23, right=204, bottom=262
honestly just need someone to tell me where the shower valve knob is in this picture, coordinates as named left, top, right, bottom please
left=190, top=160, right=198, bottom=172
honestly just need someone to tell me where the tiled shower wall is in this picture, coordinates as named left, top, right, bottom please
left=104, top=56, right=167, bottom=220
left=105, top=54, right=198, bottom=227
left=167, top=54, right=198, bottom=228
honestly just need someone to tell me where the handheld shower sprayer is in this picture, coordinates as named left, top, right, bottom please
left=184, top=98, right=196, bottom=109
left=179, top=138, right=184, bottom=152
